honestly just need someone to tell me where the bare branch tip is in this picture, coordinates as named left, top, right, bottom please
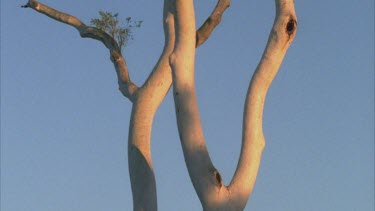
left=22, top=0, right=37, bottom=9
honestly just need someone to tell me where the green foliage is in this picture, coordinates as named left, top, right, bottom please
left=91, top=11, right=142, bottom=51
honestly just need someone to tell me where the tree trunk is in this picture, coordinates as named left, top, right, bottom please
left=170, top=0, right=297, bottom=210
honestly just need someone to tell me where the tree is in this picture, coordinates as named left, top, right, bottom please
left=22, top=0, right=297, bottom=210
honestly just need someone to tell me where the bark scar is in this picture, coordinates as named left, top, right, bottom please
left=214, top=170, right=223, bottom=188
left=286, top=19, right=297, bottom=35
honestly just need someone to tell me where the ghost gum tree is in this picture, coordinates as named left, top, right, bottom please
left=22, top=0, right=297, bottom=210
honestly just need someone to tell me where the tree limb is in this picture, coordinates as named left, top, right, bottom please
left=22, top=0, right=138, bottom=101
left=170, top=0, right=218, bottom=206
left=196, top=0, right=230, bottom=47
left=229, top=2, right=297, bottom=207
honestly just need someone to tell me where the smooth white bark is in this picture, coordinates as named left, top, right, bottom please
left=23, top=0, right=229, bottom=210
left=127, top=1, right=176, bottom=209
left=171, top=0, right=297, bottom=210
left=230, top=1, right=297, bottom=206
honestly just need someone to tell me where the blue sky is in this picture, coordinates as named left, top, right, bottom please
left=1, top=0, right=374, bottom=210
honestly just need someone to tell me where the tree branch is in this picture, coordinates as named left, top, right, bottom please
left=171, top=0, right=220, bottom=206
left=229, top=2, right=297, bottom=207
left=196, top=0, right=230, bottom=47
left=126, top=0, right=176, bottom=210
left=22, top=0, right=138, bottom=101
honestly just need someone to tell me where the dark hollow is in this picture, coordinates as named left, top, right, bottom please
left=215, top=171, right=222, bottom=186
left=286, top=20, right=296, bottom=34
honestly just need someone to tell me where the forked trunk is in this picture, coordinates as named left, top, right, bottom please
left=170, top=0, right=297, bottom=210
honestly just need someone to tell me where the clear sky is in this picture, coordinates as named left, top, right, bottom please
left=1, top=0, right=374, bottom=210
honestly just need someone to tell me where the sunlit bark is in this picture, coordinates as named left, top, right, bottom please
left=22, top=0, right=138, bottom=100
left=171, top=0, right=297, bottom=210
left=22, top=0, right=229, bottom=210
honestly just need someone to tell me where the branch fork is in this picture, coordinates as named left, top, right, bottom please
left=170, top=0, right=297, bottom=209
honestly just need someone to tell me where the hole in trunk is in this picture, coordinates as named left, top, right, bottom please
left=286, top=19, right=297, bottom=35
